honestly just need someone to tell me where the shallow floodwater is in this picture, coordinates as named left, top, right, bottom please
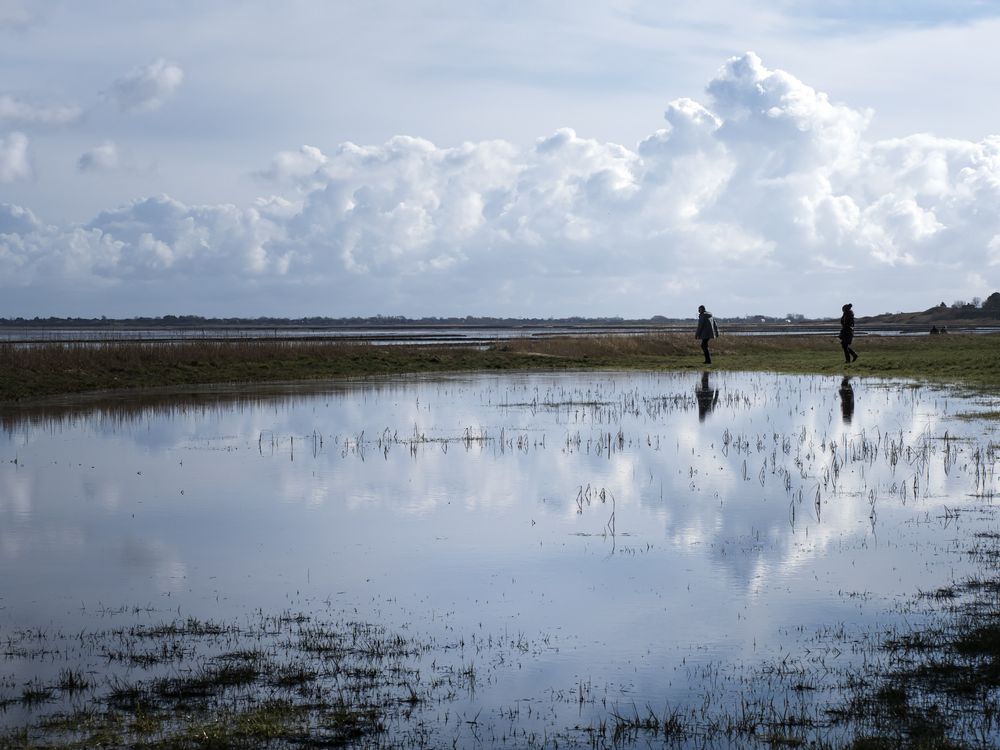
left=2, top=370, right=999, bottom=743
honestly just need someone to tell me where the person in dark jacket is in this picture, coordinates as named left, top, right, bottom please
left=695, top=305, right=719, bottom=364
left=839, top=303, right=858, bottom=363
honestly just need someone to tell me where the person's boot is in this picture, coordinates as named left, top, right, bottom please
left=851, top=351, right=858, bottom=362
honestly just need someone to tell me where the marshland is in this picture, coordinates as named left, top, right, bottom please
left=2, top=336, right=1000, bottom=748
left=4, top=330, right=1000, bottom=403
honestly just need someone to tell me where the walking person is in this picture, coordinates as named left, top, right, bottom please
left=839, top=303, right=858, bottom=363
left=695, top=305, right=719, bottom=364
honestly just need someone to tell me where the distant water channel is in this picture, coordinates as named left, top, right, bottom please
left=2, top=371, right=999, bottom=744
left=4, top=323, right=998, bottom=346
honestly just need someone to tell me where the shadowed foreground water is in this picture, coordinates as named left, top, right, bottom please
left=1, top=370, right=998, bottom=745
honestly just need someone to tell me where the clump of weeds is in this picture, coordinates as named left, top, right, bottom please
left=0, top=612, right=418, bottom=749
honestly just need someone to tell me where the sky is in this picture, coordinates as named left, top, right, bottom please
left=3, top=1, right=1000, bottom=319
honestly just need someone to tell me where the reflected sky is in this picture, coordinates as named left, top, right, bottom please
left=2, top=370, right=998, bottom=733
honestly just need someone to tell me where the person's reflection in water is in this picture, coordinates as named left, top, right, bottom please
left=695, top=371, right=719, bottom=422
left=839, top=376, right=855, bottom=424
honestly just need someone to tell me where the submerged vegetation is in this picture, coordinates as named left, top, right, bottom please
left=0, top=614, right=413, bottom=749
left=6, top=556, right=1000, bottom=748
left=2, top=331, right=1000, bottom=403
left=833, top=556, right=1000, bottom=749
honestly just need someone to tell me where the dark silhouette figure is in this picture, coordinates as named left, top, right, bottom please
left=695, top=305, right=719, bottom=364
left=695, top=371, right=719, bottom=422
left=839, top=303, right=858, bottom=363
left=839, top=376, right=855, bottom=424
left=930, top=325, right=940, bottom=335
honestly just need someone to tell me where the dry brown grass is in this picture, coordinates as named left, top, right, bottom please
left=502, top=333, right=695, bottom=358
left=0, top=340, right=554, bottom=402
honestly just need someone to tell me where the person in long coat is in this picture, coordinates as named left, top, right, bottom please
left=695, top=305, right=719, bottom=364
left=839, top=303, right=858, bottom=363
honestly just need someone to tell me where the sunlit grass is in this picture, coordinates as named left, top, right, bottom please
left=504, top=331, right=1000, bottom=390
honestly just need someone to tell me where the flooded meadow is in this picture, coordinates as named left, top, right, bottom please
left=1, top=370, right=999, bottom=747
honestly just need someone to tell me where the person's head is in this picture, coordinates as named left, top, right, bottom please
left=698, top=305, right=706, bottom=314
left=842, top=303, right=853, bottom=312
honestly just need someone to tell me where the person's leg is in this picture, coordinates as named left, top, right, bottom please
left=842, top=334, right=858, bottom=362
left=701, top=338, right=712, bottom=364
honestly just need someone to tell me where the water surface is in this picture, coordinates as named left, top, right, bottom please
left=1, top=370, right=997, bottom=742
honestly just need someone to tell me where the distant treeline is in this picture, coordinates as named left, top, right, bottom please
left=0, top=314, right=683, bottom=328
left=0, top=314, right=717, bottom=327
left=2, top=292, right=999, bottom=328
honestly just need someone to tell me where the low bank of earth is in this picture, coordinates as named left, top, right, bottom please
left=2, top=332, right=1000, bottom=404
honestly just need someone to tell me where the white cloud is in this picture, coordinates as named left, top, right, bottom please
left=0, top=202, right=41, bottom=234
left=2, top=52, right=1000, bottom=316
left=256, top=145, right=328, bottom=189
left=707, top=51, right=871, bottom=175
left=0, top=94, right=81, bottom=125
left=77, top=142, right=120, bottom=173
left=111, top=58, right=184, bottom=113
left=0, top=131, right=29, bottom=182
left=85, top=195, right=285, bottom=278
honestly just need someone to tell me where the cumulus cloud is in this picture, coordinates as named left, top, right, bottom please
left=77, top=142, right=120, bottom=173
left=0, top=94, right=81, bottom=125
left=0, top=202, right=41, bottom=234
left=0, top=194, right=286, bottom=304
left=3, top=52, right=1000, bottom=316
left=0, top=131, right=29, bottom=182
left=84, top=195, right=287, bottom=278
left=255, top=145, right=328, bottom=189
left=111, top=58, right=184, bottom=113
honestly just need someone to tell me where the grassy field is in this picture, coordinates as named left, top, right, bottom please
left=2, top=331, right=1000, bottom=403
